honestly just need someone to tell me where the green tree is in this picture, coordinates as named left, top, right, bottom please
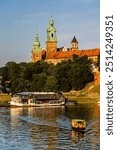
left=5, top=61, right=19, bottom=81
left=11, top=79, right=31, bottom=93
left=24, top=62, right=34, bottom=80
left=0, top=54, right=95, bottom=93
left=32, top=73, right=47, bottom=91
left=69, top=55, right=94, bottom=90
left=44, top=75, right=58, bottom=92
left=56, top=61, right=72, bottom=91
left=18, top=62, right=28, bottom=79
left=2, top=67, right=8, bottom=82
left=47, top=63, right=56, bottom=76
left=32, top=61, right=43, bottom=74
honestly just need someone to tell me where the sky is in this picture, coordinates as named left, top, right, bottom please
left=0, top=0, right=100, bottom=67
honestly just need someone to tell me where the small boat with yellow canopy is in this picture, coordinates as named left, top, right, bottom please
left=71, top=119, right=86, bottom=131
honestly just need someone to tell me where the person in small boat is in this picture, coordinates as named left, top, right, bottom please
left=72, top=121, right=84, bottom=129
left=78, top=122, right=84, bottom=129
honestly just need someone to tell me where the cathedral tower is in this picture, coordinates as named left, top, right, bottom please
left=46, top=17, right=57, bottom=53
left=32, top=32, right=42, bottom=62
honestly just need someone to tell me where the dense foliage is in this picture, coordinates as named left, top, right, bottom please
left=0, top=55, right=94, bottom=93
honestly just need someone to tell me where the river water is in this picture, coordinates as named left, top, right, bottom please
left=0, top=104, right=100, bottom=150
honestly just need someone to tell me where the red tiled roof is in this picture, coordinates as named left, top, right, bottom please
left=46, top=48, right=100, bottom=59
left=79, top=48, right=100, bottom=57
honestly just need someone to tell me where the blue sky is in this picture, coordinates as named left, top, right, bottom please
left=0, top=0, right=100, bottom=67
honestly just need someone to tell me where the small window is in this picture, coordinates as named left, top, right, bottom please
left=51, top=33, right=53, bottom=38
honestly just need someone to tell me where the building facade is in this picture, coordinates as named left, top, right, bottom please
left=31, top=17, right=100, bottom=65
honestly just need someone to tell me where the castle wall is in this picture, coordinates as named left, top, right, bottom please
left=94, top=71, right=100, bottom=85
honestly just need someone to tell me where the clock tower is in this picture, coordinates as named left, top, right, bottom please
left=46, top=17, right=57, bottom=53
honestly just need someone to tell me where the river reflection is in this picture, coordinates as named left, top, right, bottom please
left=0, top=104, right=100, bottom=150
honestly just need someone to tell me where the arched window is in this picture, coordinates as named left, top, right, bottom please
left=51, top=33, right=54, bottom=38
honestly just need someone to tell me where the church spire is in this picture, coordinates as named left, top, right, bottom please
left=71, top=36, right=78, bottom=49
left=32, top=32, right=42, bottom=63
left=71, top=36, right=78, bottom=43
left=32, top=32, right=41, bottom=52
left=35, top=32, right=39, bottom=42
left=46, top=16, right=57, bottom=42
left=46, top=17, right=57, bottom=52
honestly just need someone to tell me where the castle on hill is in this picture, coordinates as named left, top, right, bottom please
left=31, top=17, right=100, bottom=65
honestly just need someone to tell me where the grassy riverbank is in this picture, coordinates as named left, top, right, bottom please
left=0, top=94, right=11, bottom=106
left=64, top=82, right=100, bottom=104
left=0, top=81, right=100, bottom=106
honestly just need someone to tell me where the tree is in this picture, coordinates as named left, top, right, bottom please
left=69, top=55, right=94, bottom=90
left=5, top=61, right=19, bottom=81
left=32, top=73, right=47, bottom=91
left=32, top=61, right=43, bottom=74
left=72, top=54, right=79, bottom=63
left=44, top=75, right=58, bottom=91
left=47, top=63, right=56, bottom=76
left=0, top=55, right=94, bottom=93
left=11, top=79, right=31, bottom=93
left=56, top=61, right=72, bottom=91
left=18, top=62, right=28, bottom=79
left=24, top=63, right=34, bottom=80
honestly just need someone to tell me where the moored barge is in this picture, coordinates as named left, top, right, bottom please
left=10, top=92, right=66, bottom=107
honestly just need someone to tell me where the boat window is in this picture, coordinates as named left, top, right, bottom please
left=36, top=101, right=42, bottom=104
left=30, top=99, right=34, bottom=103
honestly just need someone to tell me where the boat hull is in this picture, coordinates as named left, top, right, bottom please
left=10, top=101, right=65, bottom=107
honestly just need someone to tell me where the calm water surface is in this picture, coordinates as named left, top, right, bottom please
left=0, top=104, right=100, bottom=150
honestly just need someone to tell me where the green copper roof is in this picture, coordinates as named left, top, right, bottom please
left=32, top=32, right=41, bottom=52
left=49, top=16, right=54, bottom=26
left=46, top=17, right=57, bottom=42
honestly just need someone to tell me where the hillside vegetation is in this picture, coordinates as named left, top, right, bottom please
left=64, top=81, right=100, bottom=103
left=0, top=55, right=94, bottom=94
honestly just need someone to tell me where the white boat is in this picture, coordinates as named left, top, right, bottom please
left=10, top=92, right=66, bottom=107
